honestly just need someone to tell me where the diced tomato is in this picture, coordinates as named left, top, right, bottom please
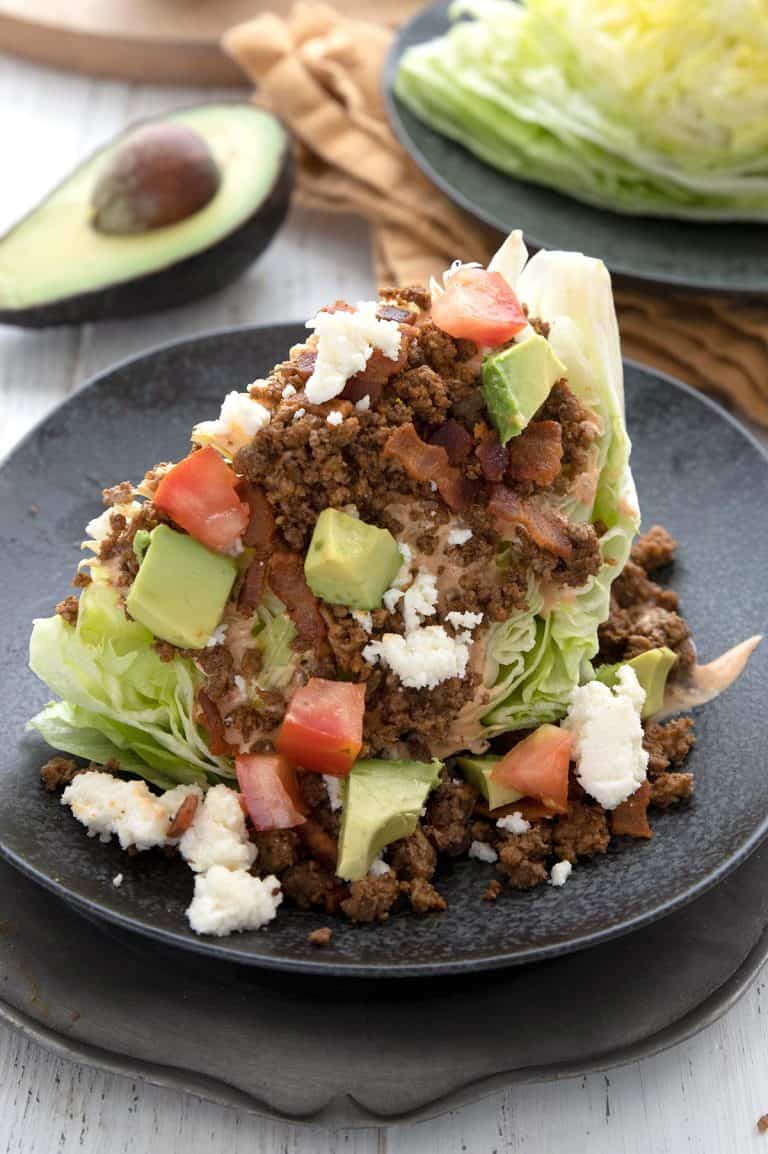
left=431, top=267, right=527, bottom=346
left=154, top=446, right=249, bottom=553
left=236, top=753, right=306, bottom=831
left=490, top=724, right=572, bottom=814
left=276, top=678, right=365, bottom=776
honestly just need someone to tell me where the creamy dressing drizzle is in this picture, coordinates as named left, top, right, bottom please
left=653, top=635, right=762, bottom=720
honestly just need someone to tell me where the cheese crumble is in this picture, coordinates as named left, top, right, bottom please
left=468, top=840, right=498, bottom=864
left=323, top=775, right=344, bottom=812
left=549, top=860, right=573, bottom=887
left=363, top=624, right=472, bottom=690
left=304, top=302, right=402, bottom=404
left=186, top=866, right=283, bottom=937
left=179, top=784, right=256, bottom=873
left=192, top=391, right=270, bottom=453
left=62, top=774, right=201, bottom=852
left=496, top=812, right=531, bottom=835
left=447, top=527, right=473, bottom=546
left=564, top=666, right=648, bottom=810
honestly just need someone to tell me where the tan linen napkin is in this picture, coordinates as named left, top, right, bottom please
left=224, top=3, right=768, bottom=426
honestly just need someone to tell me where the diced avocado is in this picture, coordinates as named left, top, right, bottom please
left=125, top=524, right=237, bottom=650
left=304, top=509, right=403, bottom=611
left=336, top=758, right=443, bottom=881
left=594, top=647, right=677, bottom=719
left=482, top=333, right=566, bottom=444
left=456, top=755, right=524, bottom=811
left=0, top=104, right=292, bottom=328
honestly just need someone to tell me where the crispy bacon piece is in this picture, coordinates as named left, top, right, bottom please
left=475, top=798, right=557, bottom=822
left=291, top=349, right=316, bottom=381
left=377, top=303, right=417, bottom=324
left=430, top=419, right=473, bottom=465
left=269, top=551, right=327, bottom=642
left=610, top=781, right=652, bottom=839
left=236, top=482, right=276, bottom=550
left=239, top=556, right=267, bottom=614
left=383, top=422, right=477, bottom=511
left=167, top=794, right=199, bottom=839
left=505, top=421, right=563, bottom=487
left=341, top=334, right=412, bottom=404
left=476, top=430, right=508, bottom=482
left=198, top=690, right=229, bottom=756
left=489, top=485, right=573, bottom=560
left=296, top=818, right=338, bottom=871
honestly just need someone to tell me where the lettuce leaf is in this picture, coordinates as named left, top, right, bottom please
left=479, top=237, right=639, bottom=733
left=28, top=580, right=233, bottom=786
left=396, top=0, right=768, bottom=220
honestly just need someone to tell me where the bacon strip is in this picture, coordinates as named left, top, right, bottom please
left=610, top=781, right=652, bottom=839
left=383, top=422, right=477, bottom=512
left=377, top=303, right=417, bottom=324
left=269, top=551, right=327, bottom=642
left=239, top=556, right=267, bottom=614
left=296, top=818, right=338, bottom=871
left=293, top=349, right=316, bottom=381
left=505, top=421, right=563, bottom=486
left=236, top=482, right=276, bottom=550
left=198, top=690, right=229, bottom=757
left=489, top=485, right=573, bottom=560
left=475, top=798, right=557, bottom=822
left=430, top=419, right=473, bottom=465
left=476, top=430, right=508, bottom=482
left=167, top=794, right=199, bottom=839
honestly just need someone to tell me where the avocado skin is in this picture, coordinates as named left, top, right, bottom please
left=0, top=119, right=293, bottom=329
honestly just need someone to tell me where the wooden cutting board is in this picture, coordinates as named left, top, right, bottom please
left=0, top=0, right=417, bottom=86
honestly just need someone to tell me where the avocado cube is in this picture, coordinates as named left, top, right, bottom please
left=456, top=755, right=524, bottom=811
left=304, top=508, right=403, bottom=611
left=594, top=647, right=677, bottom=719
left=482, top=333, right=566, bottom=444
left=336, top=758, right=443, bottom=881
left=126, top=524, right=237, bottom=650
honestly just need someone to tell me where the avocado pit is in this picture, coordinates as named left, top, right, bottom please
left=91, top=121, right=221, bottom=235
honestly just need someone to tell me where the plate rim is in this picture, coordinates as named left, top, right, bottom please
left=383, top=1, right=768, bottom=297
left=1, top=323, right=767, bottom=977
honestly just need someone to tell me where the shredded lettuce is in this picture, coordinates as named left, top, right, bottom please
left=396, top=0, right=768, bottom=220
left=27, top=580, right=233, bottom=788
left=479, top=234, right=639, bottom=733
left=251, top=590, right=298, bottom=693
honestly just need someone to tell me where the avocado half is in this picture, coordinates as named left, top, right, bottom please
left=0, top=104, right=293, bottom=328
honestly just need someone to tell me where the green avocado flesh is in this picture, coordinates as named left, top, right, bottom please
left=125, top=524, right=237, bottom=650
left=304, top=508, right=403, bottom=610
left=336, top=758, right=443, bottom=881
left=456, top=755, right=524, bottom=810
left=594, top=647, right=677, bottom=719
left=482, top=333, right=566, bottom=444
left=0, top=105, right=286, bottom=312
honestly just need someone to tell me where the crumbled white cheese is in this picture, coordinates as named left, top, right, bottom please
left=61, top=774, right=201, bottom=852
left=179, top=784, right=256, bottom=873
left=352, top=610, right=373, bottom=633
left=564, top=666, right=648, bottom=810
left=192, top=391, right=270, bottom=453
left=368, top=854, right=391, bottom=877
left=383, top=588, right=404, bottom=613
left=446, top=610, right=484, bottom=632
left=355, top=395, right=371, bottom=411
left=293, top=407, right=306, bottom=422
left=363, top=625, right=472, bottom=690
left=304, top=301, right=402, bottom=404
left=323, top=775, right=344, bottom=812
left=326, top=410, right=344, bottom=426
left=402, top=570, right=438, bottom=632
left=342, top=503, right=360, bottom=519
left=233, top=674, right=247, bottom=695
left=468, top=840, right=498, bottom=864
left=206, top=623, right=228, bottom=648
left=447, top=527, right=473, bottom=547
left=496, top=811, right=531, bottom=835
left=84, top=502, right=141, bottom=549
left=429, top=481, right=438, bottom=492
left=549, top=860, right=573, bottom=888
left=112, top=873, right=123, bottom=888
left=186, top=866, right=282, bottom=936
left=281, top=383, right=297, bottom=399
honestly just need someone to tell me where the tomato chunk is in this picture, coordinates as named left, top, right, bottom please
left=236, top=753, right=306, bottom=831
left=490, top=724, right=572, bottom=814
left=276, top=678, right=365, bottom=776
left=432, top=267, right=527, bottom=346
left=154, top=446, right=249, bottom=553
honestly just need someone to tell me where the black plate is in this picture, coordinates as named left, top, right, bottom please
left=0, top=324, right=766, bottom=977
left=385, top=3, right=768, bottom=294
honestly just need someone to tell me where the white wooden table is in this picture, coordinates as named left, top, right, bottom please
left=1, top=53, right=767, bottom=1154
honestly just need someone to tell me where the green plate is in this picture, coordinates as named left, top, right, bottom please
left=385, top=3, right=768, bottom=294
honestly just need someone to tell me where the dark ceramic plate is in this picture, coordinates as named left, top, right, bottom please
left=0, top=324, right=766, bottom=977
left=384, top=3, right=768, bottom=294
